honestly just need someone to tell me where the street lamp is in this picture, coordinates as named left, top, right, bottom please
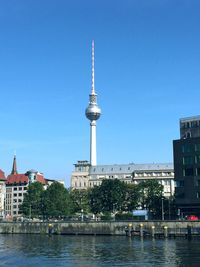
left=81, top=209, right=84, bottom=222
left=161, top=198, right=164, bottom=221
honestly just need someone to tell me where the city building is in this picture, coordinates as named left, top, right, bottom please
left=85, top=40, right=101, bottom=166
left=70, top=160, right=90, bottom=189
left=71, top=161, right=174, bottom=197
left=173, top=115, right=200, bottom=218
left=5, top=156, right=46, bottom=218
left=0, top=169, right=6, bottom=217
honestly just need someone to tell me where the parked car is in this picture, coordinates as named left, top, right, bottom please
left=186, top=215, right=199, bottom=221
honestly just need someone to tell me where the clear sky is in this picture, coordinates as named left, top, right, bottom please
left=0, top=0, right=200, bottom=186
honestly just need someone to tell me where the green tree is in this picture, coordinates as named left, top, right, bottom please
left=138, top=180, right=164, bottom=219
left=19, top=182, right=44, bottom=217
left=43, top=182, right=72, bottom=218
left=69, top=189, right=90, bottom=213
left=124, top=184, right=141, bottom=212
left=88, top=185, right=102, bottom=214
left=89, top=179, right=127, bottom=214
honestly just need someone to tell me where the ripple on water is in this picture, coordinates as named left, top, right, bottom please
left=0, top=235, right=199, bottom=267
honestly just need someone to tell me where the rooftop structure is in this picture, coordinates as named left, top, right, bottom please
left=180, top=115, right=200, bottom=139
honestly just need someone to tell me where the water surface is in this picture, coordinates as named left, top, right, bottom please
left=0, top=234, right=199, bottom=266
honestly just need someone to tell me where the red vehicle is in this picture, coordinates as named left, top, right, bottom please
left=187, top=215, right=199, bottom=221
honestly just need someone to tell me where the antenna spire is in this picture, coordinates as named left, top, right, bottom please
left=92, top=40, right=95, bottom=94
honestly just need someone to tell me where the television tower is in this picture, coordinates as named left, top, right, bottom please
left=85, top=40, right=101, bottom=166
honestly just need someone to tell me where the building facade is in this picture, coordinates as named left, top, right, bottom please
left=0, top=169, right=6, bottom=217
left=174, top=115, right=200, bottom=217
left=5, top=157, right=46, bottom=218
left=71, top=161, right=174, bottom=197
left=71, top=161, right=90, bottom=189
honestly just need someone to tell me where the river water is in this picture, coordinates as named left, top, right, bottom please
left=0, top=234, right=199, bottom=266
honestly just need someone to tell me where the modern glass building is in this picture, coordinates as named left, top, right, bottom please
left=173, top=115, right=200, bottom=218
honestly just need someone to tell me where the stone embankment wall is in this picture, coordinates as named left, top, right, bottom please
left=0, top=221, right=200, bottom=236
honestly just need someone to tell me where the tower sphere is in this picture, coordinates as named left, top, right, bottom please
left=85, top=102, right=101, bottom=121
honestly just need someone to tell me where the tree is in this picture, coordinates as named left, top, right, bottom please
left=124, top=184, right=141, bottom=212
left=19, top=182, right=44, bottom=217
left=42, top=182, right=72, bottom=218
left=89, top=179, right=127, bottom=214
left=69, top=189, right=90, bottom=213
left=138, top=180, right=164, bottom=219
left=88, top=185, right=102, bottom=214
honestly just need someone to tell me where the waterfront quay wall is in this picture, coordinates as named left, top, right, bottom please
left=0, top=221, right=200, bottom=236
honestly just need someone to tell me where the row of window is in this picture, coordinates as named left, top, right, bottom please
left=176, top=179, right=200, bottom=187
left=74, top=179, right=172, bottom=188
left=181, top=120, right=200, bottom=129
left=14, top=187, right=27, bottom=191
left=177, top=192, right=200, bottom=199
left=183, top=167, right=200, bottom=176
left=74, top=182, right=87, bottom=188
left=182, top=144, right=200, bottom=153
left=183, top=155, right=200, bottom=165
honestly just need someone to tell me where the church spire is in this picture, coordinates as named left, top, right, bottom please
left=11, top=155, right=18, bottom=175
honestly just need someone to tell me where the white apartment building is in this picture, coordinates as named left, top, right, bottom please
left=71, top=161, right=174, bottom=197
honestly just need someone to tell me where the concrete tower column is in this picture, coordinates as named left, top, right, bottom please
left=90, top=120, right=97, bottom=166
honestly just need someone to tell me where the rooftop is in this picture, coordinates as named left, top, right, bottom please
left=89, top=163, right=173, bottom=174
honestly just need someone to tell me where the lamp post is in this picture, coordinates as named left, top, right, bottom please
left=81, top=209, right=84, bottom=222
left=161, top=198, right=164, bottom=221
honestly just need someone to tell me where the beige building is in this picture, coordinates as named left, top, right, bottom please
left=71, top=161, right=90, bottom=189
left=71, top=161, right=174, bottom=197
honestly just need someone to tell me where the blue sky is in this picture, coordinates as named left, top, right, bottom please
left=0, top=0, right=200, bottom=186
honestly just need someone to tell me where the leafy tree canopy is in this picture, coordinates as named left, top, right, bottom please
left=19, top=182, right=44, bottom=217
left=42, top=182, right=72, bottom=217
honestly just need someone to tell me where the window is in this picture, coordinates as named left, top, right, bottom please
left=195, top=144, right=200, bottom=152
left=18, top=199, right=22, bottom=203
left=18, top=193, right=22, bottom=196
left=197, top=192, right=200, bottom=198
left=183, top=156, right=194, bottom=165
left=183, top=168, right=194, bottom=176
left=101, top=168, right=104, bottom=171
left=182, top=144, right=192, bottom=153
left=164, top=180, right=170, bottom=185
left=176, top=180, right=184, bottom=187
left=19, top=187, right=22, bottom=191
left=14, top=187, right=17, bottom=191
left=176, top=193, right=185, bottom=198
left=195, top=155, right=200, bottom=164
left=196, top=168, right=200, bottom=176
left=14, top=193, right=17, bottom=197
left=13, top=205, right=17, bottom=209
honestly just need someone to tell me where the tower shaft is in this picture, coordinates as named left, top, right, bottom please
left=90, top=121, right=97, bottom=166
